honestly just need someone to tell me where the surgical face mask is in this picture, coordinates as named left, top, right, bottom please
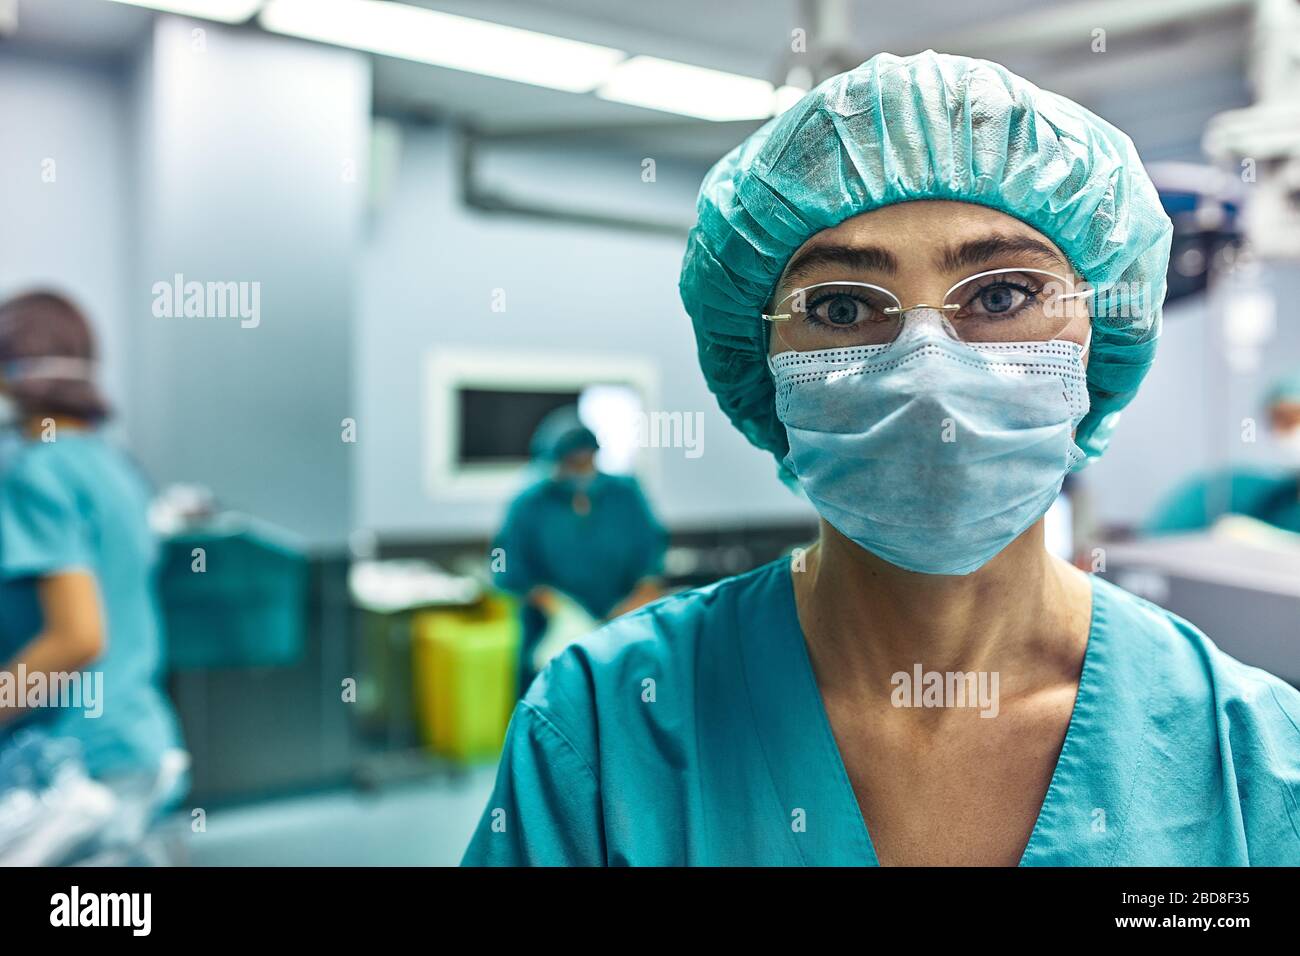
left=556, top=472, right=596, bottom=495
left=769, top=309, right=1091, bottom=575
left=0, top=358, right=96, bottom=432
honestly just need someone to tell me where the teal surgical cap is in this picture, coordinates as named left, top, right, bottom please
left=530, top=406, right=599, bottom=462
left=679, top=50, right=1173, bottom=483
left=1265, top=367, right=1300, bottom=408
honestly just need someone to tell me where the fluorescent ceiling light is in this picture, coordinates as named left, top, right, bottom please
left=259, top=0, right=625, bottom=94
left=772, top=84, right=809, bottom=115
left=597, top=55, right=776, bottom=121
left=103, top=0, right=264, bottom=23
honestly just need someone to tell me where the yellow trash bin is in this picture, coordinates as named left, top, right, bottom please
left=411, top=594, right=520, bottom=762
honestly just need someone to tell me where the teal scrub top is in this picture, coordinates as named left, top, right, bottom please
left=492, top=473, right=666, bottom=620
left=462, top=557, right=1300, bottom=866
left=0, top=433, right=182, bottom=778
left=1146, top=467, right=1300, bottom=535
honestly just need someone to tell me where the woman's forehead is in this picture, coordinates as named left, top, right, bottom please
left=783, top=200, right=1072, bottom=281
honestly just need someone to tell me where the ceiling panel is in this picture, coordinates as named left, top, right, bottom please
left=2, top=0, right=1254, bottom=163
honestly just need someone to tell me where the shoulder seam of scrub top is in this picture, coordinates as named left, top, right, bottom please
left=517, top=699, right=600, bottom=786
left=735, top=558, right=817, bottom=866
left=1011, top=576, right=1098, bottom=864
left=1091, top=577, right=1160, bottom=867
left=1016, top=574, right=1149, bottom=866
left=1097, top=583, right=1160, bottom=866
left=1261, top=683, right=1300, bottom=844
left=1266, top=682, right=1300, bottom=738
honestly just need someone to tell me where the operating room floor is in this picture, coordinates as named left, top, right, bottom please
left=181, top=765, right=497, bottom=866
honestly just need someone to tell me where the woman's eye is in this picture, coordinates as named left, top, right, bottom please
left=809, top=295, right=864, bottom=326
left=972, top=283, right=1030, bottom=315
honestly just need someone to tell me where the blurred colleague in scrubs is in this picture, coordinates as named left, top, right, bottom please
left=492, top=406, right=666, bottom=695
left=464, top=52, right=1300, bottom=867
left=0, top=291, right=184, bottom=802
left=1146, top=367, right=1300, bottom=534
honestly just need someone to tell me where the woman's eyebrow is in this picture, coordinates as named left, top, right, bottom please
left=779, top=234, right=1066, bottom=289
left=935, top=235, right=1066, bottom=273
left=779, top=244, right=899, bottom=287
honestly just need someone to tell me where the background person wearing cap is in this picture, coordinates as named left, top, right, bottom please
left=0, top=290, right=184, bottom=801
left=1146, top=367, right=1300, bottom=534
left=464, top=52, right=1300, bottom=867
left=491, top=406, right=666, bottom=696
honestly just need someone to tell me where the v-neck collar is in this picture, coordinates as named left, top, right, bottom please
left=741, top=556, right=1120, bottom=867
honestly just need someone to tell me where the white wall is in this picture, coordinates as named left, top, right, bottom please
left=356, top=122, right=814, bottom=539
left=129, top=18, right=369, bottom=549
left=0, top=50, right=132, bottom=439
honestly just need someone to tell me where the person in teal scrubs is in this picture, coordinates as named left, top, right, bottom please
left=493, top=406, right=666, bottom=695
left=463, top=53, right=1300, bottom=866
left=1145, top=368, right=1300, bottom=534
left=0, top=291, right=184, bottom=793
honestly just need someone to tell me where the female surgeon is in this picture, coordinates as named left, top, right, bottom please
left=1145, top=367, right=1300, bottom=534
left=493, top=406, right=666, bottom=695
left=463, top=52, right=1300, bottom=866
left=0, top=291, right=184, bottom=798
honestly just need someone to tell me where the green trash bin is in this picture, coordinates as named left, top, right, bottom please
left=355, top=607, right=417, bottom=744
left=348, top=560, right=485, bottom=747
left=157, top=514, right=309, bottom=670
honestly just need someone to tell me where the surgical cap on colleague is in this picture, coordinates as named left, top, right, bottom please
left=529, top=406, right=599, bottom=463
left=678, top=50, right=1174, bottom=483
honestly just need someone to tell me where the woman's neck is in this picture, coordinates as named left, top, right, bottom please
left=792, top=519, right=1092, bottom=701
